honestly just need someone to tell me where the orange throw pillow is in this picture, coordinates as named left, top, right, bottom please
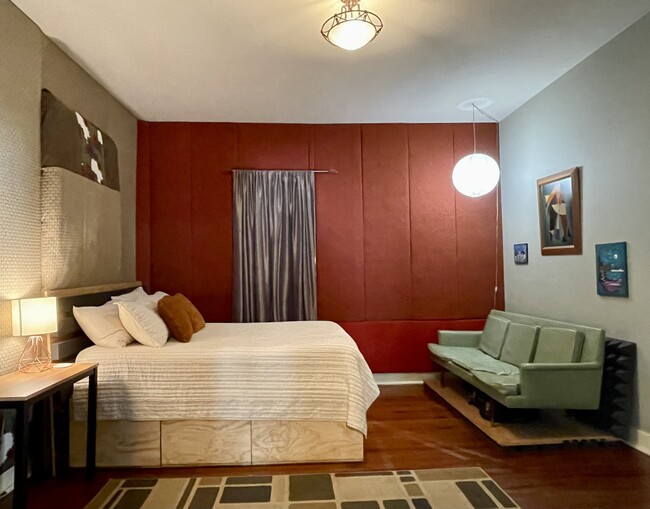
left=158, top=295, right=193, bottom=343
left=175, top=293, right=206, bottom=333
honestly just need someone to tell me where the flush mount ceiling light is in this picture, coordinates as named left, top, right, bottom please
left=452, top=103, right=501, bottom=198
left=321, top=0, right=383, bottom=51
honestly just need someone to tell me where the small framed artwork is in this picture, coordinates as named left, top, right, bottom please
left=537, top=167, right=582, bottom=255
left=595, top=242, right=629, bottom=297
left=514, top=243, right=528, bottom=265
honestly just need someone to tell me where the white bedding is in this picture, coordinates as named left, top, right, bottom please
left=74, top=321, right=380, bottom=435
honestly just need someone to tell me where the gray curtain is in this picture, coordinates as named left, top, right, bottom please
left=233, top=170, right=317, bottom=322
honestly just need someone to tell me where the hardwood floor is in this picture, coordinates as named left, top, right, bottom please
left=18, top=384, right=650, bottom=509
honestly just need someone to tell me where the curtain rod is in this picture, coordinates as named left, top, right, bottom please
left=228, top=168, right=337, bottom=174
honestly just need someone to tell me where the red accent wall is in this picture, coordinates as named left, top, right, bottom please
left=137, top=122, right=504, bottom=372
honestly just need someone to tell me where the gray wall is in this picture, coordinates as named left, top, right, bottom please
left=0, top=0, right=137, bottom=373
left=500, top=13, right=650, bottom=449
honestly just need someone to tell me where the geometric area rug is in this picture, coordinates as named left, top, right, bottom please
left=84, top=467, right=520, bottom=509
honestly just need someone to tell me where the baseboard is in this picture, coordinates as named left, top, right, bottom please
left=373, top=373, right=435, bottom=385
left=625, top=428, right=650, bottom=457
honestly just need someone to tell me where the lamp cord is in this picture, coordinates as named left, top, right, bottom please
left=472, top=103, right=501, bottom=309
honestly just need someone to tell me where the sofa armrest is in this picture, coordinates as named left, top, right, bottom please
left=518, top=362, right=603, bottom=409
left=438, top=330, right=481, bottom=347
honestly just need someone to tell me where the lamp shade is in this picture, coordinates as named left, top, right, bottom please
left=328, top=18, right=377, bottom=51
left=321, top=2, right=383, bottom=51
left=452, top=153, right=500, bottom=197
left=12, top=297, right=58, bottom=336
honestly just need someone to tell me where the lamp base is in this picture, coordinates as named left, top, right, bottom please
left=18, top=335, right=52, bottom=373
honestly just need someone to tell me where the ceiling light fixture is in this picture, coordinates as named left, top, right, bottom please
left=452, top=103, right=501, bottom=198
left=321, top=0, right=383, bottom=51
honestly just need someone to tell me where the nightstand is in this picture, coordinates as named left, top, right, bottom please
left=0, top=363, right=97, bottom=509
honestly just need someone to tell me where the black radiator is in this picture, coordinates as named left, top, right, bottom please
left=578, top=337, right=636, bottom=440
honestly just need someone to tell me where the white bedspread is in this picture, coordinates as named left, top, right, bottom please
left=74, top=321, right=380, bottom=435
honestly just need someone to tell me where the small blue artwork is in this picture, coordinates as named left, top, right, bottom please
left=595, top=242, right=628, bottom=297
left=514, top=243, right=528, bottom=265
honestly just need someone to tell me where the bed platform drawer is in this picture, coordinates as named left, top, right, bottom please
left=161, top=420, right=251, bottom=466
left=70, top=419, right=364, bottom=467
left=70, top=420, right=160, bottom=467
left=251, top=420, right=364, bottom=464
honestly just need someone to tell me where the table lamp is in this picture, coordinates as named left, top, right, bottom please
left=12, top=297, right=58, bottom=373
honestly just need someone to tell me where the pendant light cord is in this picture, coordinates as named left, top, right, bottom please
left=472, top=105, right=477, bottom=154
left=472, top=103, right=501, bottom=309
left=472, top=103, right=499, bottom=123
left=470, top=103, right=501, bottom=309
left=494, top=181, right=500, bottom=309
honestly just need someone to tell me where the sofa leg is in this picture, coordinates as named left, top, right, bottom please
left=440, top=369, right=446, bottom=388
left=487, top=398, right=496, bottom=427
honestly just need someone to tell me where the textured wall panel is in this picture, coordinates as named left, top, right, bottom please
left=409, top=124, right=460, bottom=319
left=361, top=124, right=412, bottom=320
left=136, top=121, right=151, bottom=290
left=149, top=123, right=193, bottom=295
left=41, top=168, right=122, bottom=289
left=341, top=319, right=486, bottom=373
left=312, top=124, right=366, bottom=322
left=190, top=123, right=236, bottom=322
left=0, top=0, right=43, bottom=303
left=1, top=2, right=138, bottom=374
left=454, top=124, right=503, bottom=317
left=236, top=124, right=310, bottom=169
left=0, top=1, right=43, bottom=367
left=0, top=337, right=27, bottom=375
left=42, top=37, right=138, bottom=281
left=140, top=122, right=502, bottom=372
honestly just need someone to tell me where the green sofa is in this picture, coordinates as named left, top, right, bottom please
left=428, top=310, right=605, bottom=410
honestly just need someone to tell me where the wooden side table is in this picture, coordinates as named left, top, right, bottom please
left=0, top=363, right=97, bottom=509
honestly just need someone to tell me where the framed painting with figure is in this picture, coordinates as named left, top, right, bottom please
left=537, top=167, right=582, bottom=255
left=596, top=242, right=629, bottom=297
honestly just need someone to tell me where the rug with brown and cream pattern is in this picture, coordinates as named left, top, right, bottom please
left=85, top=467, right=519, bottom=509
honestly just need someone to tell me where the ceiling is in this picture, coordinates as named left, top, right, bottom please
left=13, top=0, right=650, bottom=123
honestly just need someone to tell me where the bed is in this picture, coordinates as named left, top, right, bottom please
left=37, top=101, right=380, bottom=467
left=69, top=320, right=380, bottom=467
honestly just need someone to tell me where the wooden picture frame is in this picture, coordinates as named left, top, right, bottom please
left=537, top=167, right=582, bottom=255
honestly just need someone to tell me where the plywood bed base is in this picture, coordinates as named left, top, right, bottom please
left=70, top=419, right=364, bottom=467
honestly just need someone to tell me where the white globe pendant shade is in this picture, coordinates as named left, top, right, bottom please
left=452, top=153, right=500, bottom=197
left=327, top=19, right=377, bottom=51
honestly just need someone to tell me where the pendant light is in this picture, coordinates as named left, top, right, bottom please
left=321, top=0, right=383, bottom=51
left=452, top=103, right=500, bottom=197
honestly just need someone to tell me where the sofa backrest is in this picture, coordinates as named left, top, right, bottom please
left=489, top=310, right=605, bottom=366
left=500, top=323, right=540, bottom=366
left=533, top=327, right=585, bottom=363
left=478, top=315, right=510, bottom=358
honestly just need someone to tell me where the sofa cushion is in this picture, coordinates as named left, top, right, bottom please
left=478, top=315, right=510, bottom=358
left=499, top=323, right=540, bottom=367
left=471, top=372, right=520, bottom=396
left=534, top=327, right=585, bottom=363
left=428, top=344, right=518, bottom=376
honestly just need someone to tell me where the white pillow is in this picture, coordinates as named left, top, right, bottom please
left=111, top=287, right=149, bottom=303
left=73, top=303, right=134, bottom=348
left=116, top=301, right=169, bottom=347
left=112, top=287, right=168, bottom=307
left=148, top=291, right=168, bottom=304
